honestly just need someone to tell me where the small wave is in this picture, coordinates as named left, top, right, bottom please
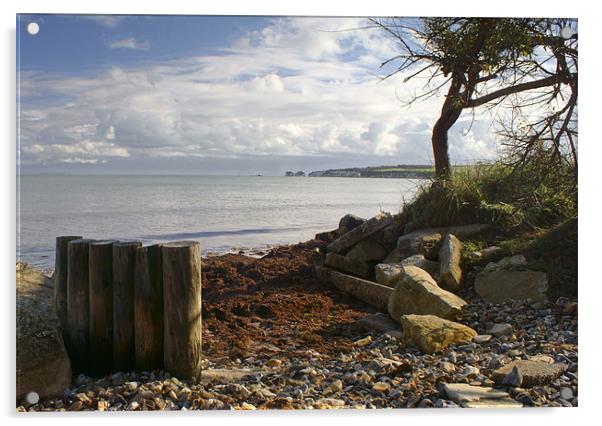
left=140, top=226, right=308, bottom=241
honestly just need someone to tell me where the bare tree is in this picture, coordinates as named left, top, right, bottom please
left=371, top=17, right=577, bottom=179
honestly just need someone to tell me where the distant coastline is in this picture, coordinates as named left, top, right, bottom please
left=285, top=165, right=435, bottom=179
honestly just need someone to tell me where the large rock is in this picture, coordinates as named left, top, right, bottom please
left=375, top=263, right=403, bottom=288
left=400, top=255, right=440, bottom=282
left=387, top=266, right=467, bottom=322
left=17, top=262, right=72, bottom=401
left=400, top=314, right=477, bottom=354
left=325, top=268, right=393, bottom=310
left=324, top=253, right=370, bottom=278
left=440, top=383, right=522, bottom=408
left=337, top=214, right=366, bottom=235
left=345, top=238, right=387, bottom=263
left=396, top=230, right=443, bottom=260
left=327, top=212, right=393, bottom=254
left=439, top=234, right=462, bottom=291
left=378, top=218, right=406, bottom=250
left=475, top=270, right=548, bottom=303
left=491, top=360, right=568, bottom=387
left=375, top=255, right=440, bottom=287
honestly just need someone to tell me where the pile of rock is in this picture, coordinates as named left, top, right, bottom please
left=318, top=212, right=492, bottom=354
left=314, top=212, right=573, bottom=408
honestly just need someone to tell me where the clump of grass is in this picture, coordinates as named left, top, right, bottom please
left=402, top=161, right=576, bottom=235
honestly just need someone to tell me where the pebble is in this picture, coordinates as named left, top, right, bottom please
left=560, top=387, right=574, bottom=400
left=490, top=323, right=513, bottom=337
left=502, top=366, right=523, bottom=387
left=19, top=295, right=577, bottom=411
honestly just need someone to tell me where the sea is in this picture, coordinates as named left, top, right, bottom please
left=17, top=175, right=425, bottom=269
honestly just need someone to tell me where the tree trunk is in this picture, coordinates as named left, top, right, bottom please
left=134, top=244, right=164, bottom=372
left=162, top=241, right=202, bottom=382
left=66, top=238, right=95, bottom=373
left=432, top=77, right=464, bottom=178
left=89, top=240, right=117, bottom=377
left=54, top=235, right=82, bottom=336
left=112, top=241, right=142, bottom=371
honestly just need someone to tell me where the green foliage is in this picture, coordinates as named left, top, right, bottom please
left=402, top=160, right=577, bottom=235
left=423, top=18, right=537, bottom=77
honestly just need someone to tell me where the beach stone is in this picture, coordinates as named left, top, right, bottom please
left=324, top=253, right=370, bottom=278
left=401, top=255, right=440, bottom=282
left=375, top=263, right=403, bottom=287
left=490, top=323, right=513, bottom=337
left=483, top=255, right=527, bottom=273
left=325, top=268, right=393, bottom=310
left=492, top=360, right=568, bottom=387
left=400, top=314, right=477, bottom=354
left=379, top=218, right=406, bottom=250
left=397, top=230, right=443, bottom=260
left=475, top=270, right=548, bottom=304
left=502, top=366, right=523, bottom=387
left=200, top=368, right=263, bottom=384
left=346, top=238, right=387, bottom=263
left=382, top=248, right=405, bottom=264
left=438, top=234, right=462, bottom=291
left=337, top=214, right=366, bottom=235
left=327, top=212, right=393, bottom=254
left=464, top=399, right=524, bottom=408
left=529, top=354, right=554, bottom=364
left=357, top=313, right=399, bottom=334
left=388, top=266, right=467, bottom=322
left=560, top=387, right=574, bottom=400
left=473, top=246, right=503, bottom=259
left=439, top=383, right=520, bottom=408
left=17, top=263, right=72, bottom=401
left=473, top=334, right=492, bottom=344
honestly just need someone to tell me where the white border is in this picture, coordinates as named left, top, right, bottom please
left=2, top=1, right=599, bottom=425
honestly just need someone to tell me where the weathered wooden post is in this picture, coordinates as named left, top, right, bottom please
left=134, top=244, right=164, bottom=372
left=66, top=238, right=95, bottom=373
left=88, top=240, right=117, bottom=377
left=113, top=241, right=142, bottom=371
left=162, top=241, right=202, bottom=381
left=54, top=235, right=82, bottom=335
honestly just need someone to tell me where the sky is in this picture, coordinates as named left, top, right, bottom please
left=17, top=14, right=500, bottom=175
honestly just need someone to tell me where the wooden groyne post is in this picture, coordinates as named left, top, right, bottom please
left=66, top=238, right=95, bottom=373
left=54, top=235, right=82, bottom=335
left=163, top=241, right=203, bottom=381
left=134, top=244, right=164, bottom=372
left=88, top=240, right=117, bottom=377
left=112, top=241, right=142, bottom=371
left=55, top=235, right=203, bottom=379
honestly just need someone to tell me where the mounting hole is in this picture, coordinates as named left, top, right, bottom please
left=27, top=22, right=40, bottom=36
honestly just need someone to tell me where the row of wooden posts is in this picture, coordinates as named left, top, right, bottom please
left=54, top=236, right=202, bottom=381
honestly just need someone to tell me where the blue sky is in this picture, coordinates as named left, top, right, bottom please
left=17, top=14, right=498, bottom=175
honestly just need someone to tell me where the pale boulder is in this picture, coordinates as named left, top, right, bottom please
left=17, top=262, right=72, bottom=401
left=324, top=252, right=370, bottom=278
left=387, top=266, right=467, bottom=322
left=439, top=234, right=462, bottom=291
left=400, top=314, right=477, bottom=354
left=375, top=263, right=403, bottom=287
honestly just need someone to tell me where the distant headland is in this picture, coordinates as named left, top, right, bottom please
left=285, top=165, right=435, bottom=179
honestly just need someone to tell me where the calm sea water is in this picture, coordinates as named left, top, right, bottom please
left=17, top=175, right=424, bottom=269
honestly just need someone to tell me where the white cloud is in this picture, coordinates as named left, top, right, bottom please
left=19, top=17, right=499, bottom=169
left=109, top=37, right=150, bottom=51
left=82, top=15, right=126, bottom=29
